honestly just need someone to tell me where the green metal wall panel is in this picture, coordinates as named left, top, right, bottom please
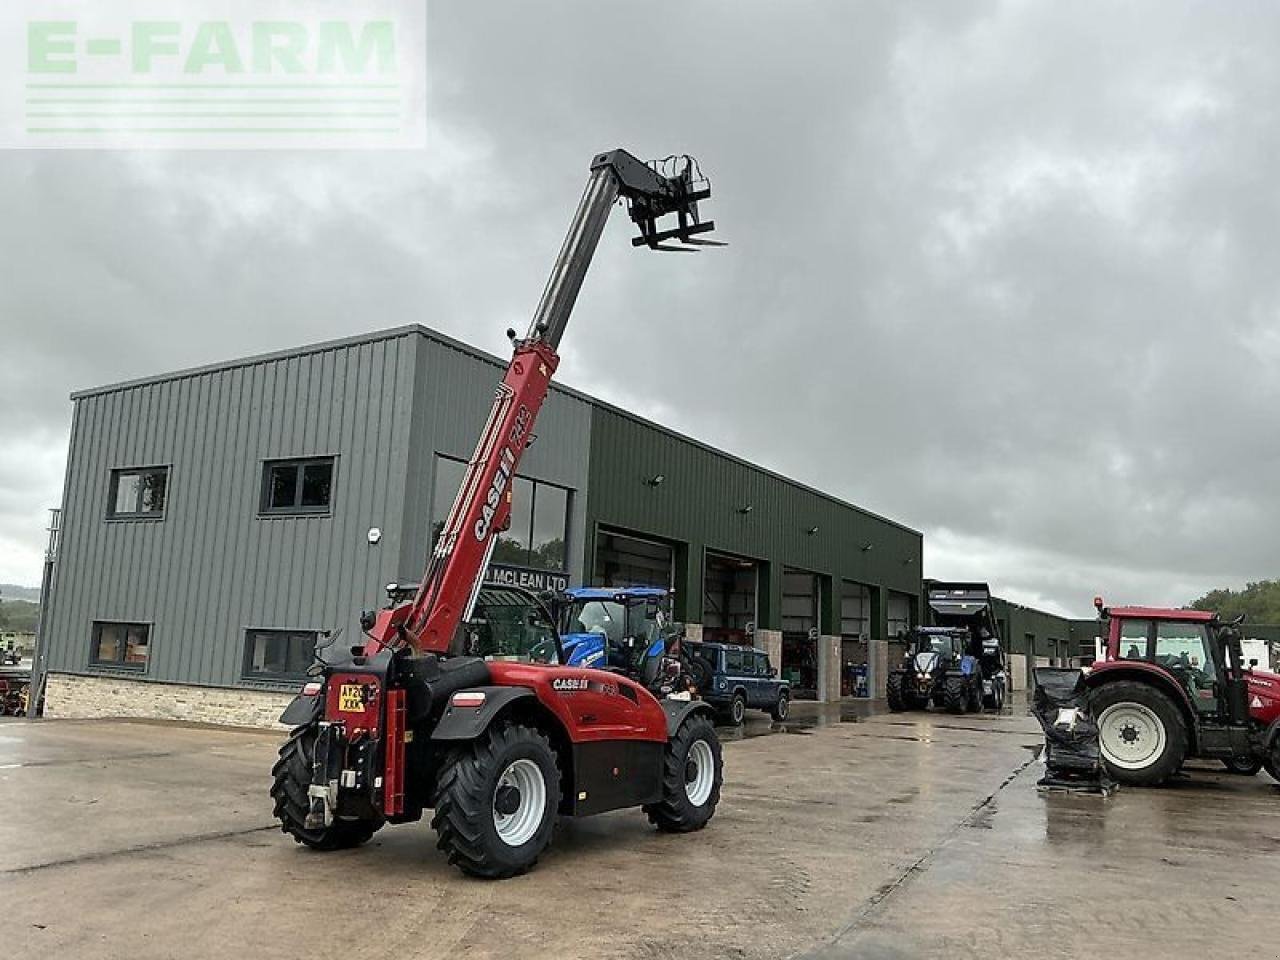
left=584, top=406, right=922, bottom=631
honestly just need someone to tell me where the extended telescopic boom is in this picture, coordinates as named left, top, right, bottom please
left=363, top=149, right=719, bottom=655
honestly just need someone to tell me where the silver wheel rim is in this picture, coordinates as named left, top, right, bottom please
left=492, top=758, right=546, bottom=847
left=1099, top=702, right=1167, bottom=770
left=777, top=696, right=788, bottom=718
left=733, top=698, right=744, bottom=723
left=685, top=739, right=714, bottom=807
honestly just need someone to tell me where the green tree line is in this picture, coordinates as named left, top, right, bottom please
left=1190, top=579, right=1280, bottom=623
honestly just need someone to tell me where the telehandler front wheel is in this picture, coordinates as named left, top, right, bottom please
left=271, top=725, right=383, bottom=851
left=645, top=713, right=722, bottom=833
left=432, top=723, right=561, bottom=879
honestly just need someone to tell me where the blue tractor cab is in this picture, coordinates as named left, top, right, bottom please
left=557, top=587, right=673, bottom=674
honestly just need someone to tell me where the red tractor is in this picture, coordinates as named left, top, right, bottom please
left=271, top=150, right=726, bottom=877
left=1085, top=598, right=1280, bottom=786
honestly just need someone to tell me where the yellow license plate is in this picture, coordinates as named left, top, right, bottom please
left=338, top=684, right=365, bottom=712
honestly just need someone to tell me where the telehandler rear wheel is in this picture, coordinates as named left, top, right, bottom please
left=432, top=723, right=561, bottom=879
left=271, top=725, right=383, bottom=851
left=645, top=713, right=722, bottom=832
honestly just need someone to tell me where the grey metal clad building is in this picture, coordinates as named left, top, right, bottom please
left=39, top=323, right=922, bottom=725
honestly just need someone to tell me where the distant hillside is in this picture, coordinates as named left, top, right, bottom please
left=0, top=584, right=40, bottom=603
left=0, top=600, right=39, bottom=634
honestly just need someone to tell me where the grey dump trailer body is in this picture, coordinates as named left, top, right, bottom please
left=924, top=581, right=1007, bottom=710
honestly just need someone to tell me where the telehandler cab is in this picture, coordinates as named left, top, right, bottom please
left=271, top=149, right=724, bottom=878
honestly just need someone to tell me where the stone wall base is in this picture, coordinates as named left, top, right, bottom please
left=44, top=672, right=293, bottom=729
left=868, top=639, right=889, bottom=700
left=817, top=634, right=842, bottom=703
left=754, top=629, right=783, bottom=676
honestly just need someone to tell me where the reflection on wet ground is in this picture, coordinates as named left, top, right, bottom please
left=716, top=696, right=1030, bottom=741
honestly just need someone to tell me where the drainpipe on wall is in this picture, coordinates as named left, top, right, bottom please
left=26, top=508, right=60, bottom=719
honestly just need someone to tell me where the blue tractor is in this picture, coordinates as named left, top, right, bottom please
left=554, top=587, right=690, bottom=695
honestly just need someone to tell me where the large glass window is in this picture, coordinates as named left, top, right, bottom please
left=1155, top=621, right=1218, bottom=713
left=242, top=629, right=317, bottom=680
left=90, top=621, right=150, bottom=669
left=456, top=587, right=560, bottom=664
left=260, top=457, right=334, bottom=515
left=492, top=476, right=533, bottom=565
left=108, top=467, right=168, bottom=519
left=1119, top=619, right=1150, bottom=660
left=431, top=455, right=570, bottom=571
left=530, top=482, right=568, bottom=571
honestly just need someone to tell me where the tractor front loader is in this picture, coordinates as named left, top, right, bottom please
left=271, top=149, right=725, bottom=878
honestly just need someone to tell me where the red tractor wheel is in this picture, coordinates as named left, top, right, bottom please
left=271, top=726, right=383, bottom=851
left=1091, top=681, right=1187, bottom=786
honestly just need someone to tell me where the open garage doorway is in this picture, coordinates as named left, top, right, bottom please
left=593, top=528, right=673, bottom=589
left=840, top=582, right=871, bottom=698
left=781, top=568, right=820, bottom=700
left=702, top=551, right=758, bottom=645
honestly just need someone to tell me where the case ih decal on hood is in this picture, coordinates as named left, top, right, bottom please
left=551, top=676, right=619, bottom=697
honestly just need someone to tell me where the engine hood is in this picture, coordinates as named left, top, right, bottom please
left=913, top=651, right=939, bottom=674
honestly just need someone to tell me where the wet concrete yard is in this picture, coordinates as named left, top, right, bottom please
left=2, top=707, right=1278, bottom=959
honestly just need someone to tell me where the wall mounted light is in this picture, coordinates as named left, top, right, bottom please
left=860, top=543, right=873, bottom=552
left=903, top=557, right=914, bottom=565
left=806, top=526, right=819, bottom=535
left=646, top=474, right=666, bottom=487
left=738, top=504, right=754, bottom=515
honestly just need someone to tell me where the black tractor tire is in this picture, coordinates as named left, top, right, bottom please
left=943, top=675, right=969, bottom=714
left=770, top=690, right=790, bottom=722
left=1091, top=681, right=1187, bottom=787
left=967, top=676, right=984, bottom=713
left=728, top=692, right=747, bottom=725
left=644, top=713, right=722, bottom=833
left=432, top=723, right=561, bottom=879
left=983, top=678, right=1003, bottom=711
left=886, top=673, right=909, bottom=712
left=1264, top=742, right=1280, bottom=783
left=1222, top=756, right=1263, bottom=776
left=271, top=725, right=383, bottom=851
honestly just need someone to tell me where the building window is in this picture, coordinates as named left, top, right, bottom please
left=108, top=467, right=168, bottom=519
left=90, top=621, right=150, bottom=669
left=260, top=457, right=335, bottom=515
left=431, top=454, right=569, bottom=572
left=242, top=629, right=317, bottom=680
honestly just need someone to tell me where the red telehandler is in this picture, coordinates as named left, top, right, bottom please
left=271, top=149, right=725, bottom=878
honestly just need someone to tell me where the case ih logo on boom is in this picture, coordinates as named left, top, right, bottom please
left=473, top=405, right=530, bottom=543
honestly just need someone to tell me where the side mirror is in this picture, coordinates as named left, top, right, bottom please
left=772, top=668, right=779, bottom=678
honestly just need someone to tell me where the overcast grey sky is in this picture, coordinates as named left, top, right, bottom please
left=2, top=1, right=1278, bottom=616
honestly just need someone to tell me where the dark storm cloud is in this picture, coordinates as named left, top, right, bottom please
left=1, top=1, right=1277, bottom=615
